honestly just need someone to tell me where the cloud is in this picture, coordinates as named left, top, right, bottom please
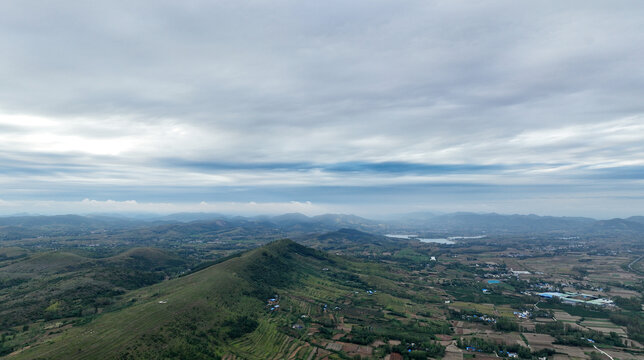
left=0, top=199, right=324, bottom=216
left=0, top=1, right=643, bottom=216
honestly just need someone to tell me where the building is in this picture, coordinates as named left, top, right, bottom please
left=537, top=292, right=614, bottom=307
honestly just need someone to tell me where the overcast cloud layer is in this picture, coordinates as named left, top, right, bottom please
left=1, top=1, right=643, bottom=218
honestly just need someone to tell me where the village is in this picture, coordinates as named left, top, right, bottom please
left=239, top=240, right=644, bottom=360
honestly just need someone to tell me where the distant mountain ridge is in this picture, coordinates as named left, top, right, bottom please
left=2, top=211, right=644, bottom=238
left=409, top=212, right=595, bottom=234
left=0, top=214, right=140, bottom=227
left=415, top=212, right=644, bottom=235
left=626, top=216, right=644, bottom=224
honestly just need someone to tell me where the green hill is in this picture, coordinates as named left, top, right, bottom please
left=2, top=252, right=90, bottom=274
left=11, top=240, right=328, bottom=359
left=299, top=228, right=411, bottom=254
left=10, top=240, right=449, bottom=359
left=0, top=248, right=188, bottom=336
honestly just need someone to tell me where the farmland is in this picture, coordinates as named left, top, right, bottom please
left=0, top=215, right=642, bottom=359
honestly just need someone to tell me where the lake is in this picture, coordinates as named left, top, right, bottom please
left=384, top=234, right=417, bottom=239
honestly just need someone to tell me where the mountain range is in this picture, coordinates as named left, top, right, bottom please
left=2, top=212, right=644, bottom=239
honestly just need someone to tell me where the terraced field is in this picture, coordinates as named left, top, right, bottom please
left=231, top=321, right=312, bottom=359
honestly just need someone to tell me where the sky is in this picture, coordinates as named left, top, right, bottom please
left=1, top=1, right=643, bottom=218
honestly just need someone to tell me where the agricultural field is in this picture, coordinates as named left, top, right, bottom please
left=0, top=216, right=642, bottom=359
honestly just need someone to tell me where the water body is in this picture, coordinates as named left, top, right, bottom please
left=487, top=280, right=501, bottom=284
left=386, top=234, right=485, bottom=244
left=385, top=234, right=456, bottom=244
left=448, top=235, right=487, bottom=240
left=385, top=234, right=417, bottom=239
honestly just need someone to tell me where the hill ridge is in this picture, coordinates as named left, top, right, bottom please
left=12, top=239, right=336, bottom=359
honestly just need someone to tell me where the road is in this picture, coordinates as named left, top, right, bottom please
left=593, top=345, right=614, bottom=360
left=627, top=255, right=643, bottom=273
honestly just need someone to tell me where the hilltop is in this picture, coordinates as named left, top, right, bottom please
left=12, top=239, right=449, bottom=359
left=297, top=228, right=411, bottom=255
left=12, top=240, right=332, bottom=359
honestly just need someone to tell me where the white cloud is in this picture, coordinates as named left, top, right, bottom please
left=0, top=199, right=326, bottom=216
left=0, top=1, right=643, bottom=216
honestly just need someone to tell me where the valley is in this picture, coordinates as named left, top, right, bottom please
left=0, top=214, right=641, bottom=359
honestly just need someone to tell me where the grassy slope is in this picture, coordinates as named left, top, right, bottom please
left=12, top=239, right=452, bottom=359
left=0, top=248, right=188, bottom=330
left=12, top=239, right=333, bottom=359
